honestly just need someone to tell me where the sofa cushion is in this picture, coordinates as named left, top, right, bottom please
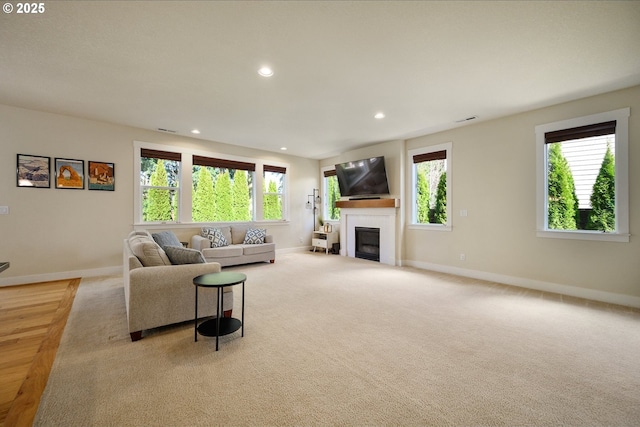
left=202, top=245, right=244, bottom=259
left=129, top=235, right=171, bottom=267
left=230, top=226, right=249, bottom=244
left=164, top=246, right=206, bottom=264
left=152, top=231, right=182, bottom=249
left=241, top=242, right=275, bottom=256
left=243, top=228, right=267, bottom=244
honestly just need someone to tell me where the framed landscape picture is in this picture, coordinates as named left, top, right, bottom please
left=88, top=161, right=115, bottom=191
left=17, top=154, right=51, bottom=188
left=54, top=158, right=85, bottom=189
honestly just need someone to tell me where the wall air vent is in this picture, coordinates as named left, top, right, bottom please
left=455, top=116, right=477, bottom=123
left=157, top=128, right=177, bottom=133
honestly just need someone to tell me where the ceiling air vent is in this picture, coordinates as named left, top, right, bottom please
left=157, top=128, right=177, bottom=133
left=455, top=116, right=477, bottom=123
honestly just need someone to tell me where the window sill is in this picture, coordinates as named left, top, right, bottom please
left=537, top=230, right=629, bottom=243
left=408, top=224, right=452, bottom=232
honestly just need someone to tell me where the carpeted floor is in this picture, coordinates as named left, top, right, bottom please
left=35, top=252, right=640, bottom=426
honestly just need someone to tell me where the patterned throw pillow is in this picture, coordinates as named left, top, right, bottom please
left=243, top=228, right=266, bottom=244
left=201, top=227, right=228, bottom=248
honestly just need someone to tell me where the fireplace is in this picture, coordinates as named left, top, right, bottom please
left=355, top=227, right=380, bottom=262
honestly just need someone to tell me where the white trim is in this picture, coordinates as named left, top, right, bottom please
left=404, top=259, right=640, bottom=309
left=534, top=108, right=630, bottom=242
left=0, top=266, right=121, bottom=287
left=407, top=142, right=452, bottom=228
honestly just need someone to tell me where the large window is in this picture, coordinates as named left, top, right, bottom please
left=134, top=142, right=289, bottom=224
left=409, top=143, right=451, bottom=229
left=322, top=168, right=341, bottom=221
left=192, top=156, right=255, bottom=222
left=535, top=108, right=629, bottom=242
left=263, top=165, right=286, bottom=220
left=140, top=149, right=181, bottom=223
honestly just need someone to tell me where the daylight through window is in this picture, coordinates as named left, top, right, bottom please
left=140, top=148, right=180, bottom=223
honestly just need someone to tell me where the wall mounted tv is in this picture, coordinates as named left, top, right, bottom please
left=335, top=156, right=390, bottom=199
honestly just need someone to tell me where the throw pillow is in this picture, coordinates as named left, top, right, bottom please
left=243, top=228, right=266, bottom=244
left=201, top=227, right=229, bottom=248
left=164, top=246, right=206, bottom=265
left=129, top=235, right=171, bottom=266
left=152, top=231, right=182, bottom=249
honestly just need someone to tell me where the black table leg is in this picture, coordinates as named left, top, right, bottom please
left=194, top=285, right=198, bottom=342
left=215, top=287, right=221, bottom=351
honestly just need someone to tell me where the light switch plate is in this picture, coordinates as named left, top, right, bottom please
left=0, top=206, right=9, bottom=215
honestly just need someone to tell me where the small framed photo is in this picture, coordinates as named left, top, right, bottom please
left=88, top=161, right=115, bottom=191
left=17, top=154, right=51, bottom=188
left=54, top=158, right=85, bottom=189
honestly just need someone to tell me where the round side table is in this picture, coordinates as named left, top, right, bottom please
left=193, top=272, right=246, bottom=351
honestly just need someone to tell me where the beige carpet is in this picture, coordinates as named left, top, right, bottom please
left=35, top=252, right=640, bottom=426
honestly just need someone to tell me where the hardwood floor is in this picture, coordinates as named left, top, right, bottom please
left=0, top=279, right=79, bottom=427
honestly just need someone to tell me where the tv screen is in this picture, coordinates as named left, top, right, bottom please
left=335, top=156, right=390, bottom=198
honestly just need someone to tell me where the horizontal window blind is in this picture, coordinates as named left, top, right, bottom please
left=192, top=155, right=256, bottom=171
left=141, top=148, right=181, bottom=162
left=545, top=121, right=616, bottom=144
left=413, top=150, right=446, bottom=163
left=264, top=165, right=287, bottom=174
left=323, top=169, right=337, bottom=177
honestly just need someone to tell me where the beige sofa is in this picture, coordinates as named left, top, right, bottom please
left=123, top=230, right=233, bottom=341
left=191, top=225, right=275, bottom=267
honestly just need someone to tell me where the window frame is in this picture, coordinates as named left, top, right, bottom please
left=134, top=141, right=290, bottom=225
left=408, top=142, right=452, bottom=231
left=535, top=108, right=630, bottom=242
left=321, top=166, right=341, bottom=222
left=263, top=164, right=288, bottom=221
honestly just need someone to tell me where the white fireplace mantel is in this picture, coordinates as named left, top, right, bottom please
left=339, top=206, right=397, bottom=266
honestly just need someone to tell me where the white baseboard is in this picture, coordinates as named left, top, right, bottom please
left=403, top=259, right=640, bottom=309
left=0, top=266, right=121, bottom=287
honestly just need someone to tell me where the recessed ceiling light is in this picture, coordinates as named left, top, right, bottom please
left=374, top=112, right=385, bottom=119
left=280, top=147, right=287, bottom=151
left=258, top=66, right=274, bottom=77
left=191, top=129, right=201, bottom=134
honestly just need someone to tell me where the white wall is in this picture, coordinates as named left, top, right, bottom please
left=0, top=104, right=318, bottom=285
left=404, top=85, right=640, bottom=304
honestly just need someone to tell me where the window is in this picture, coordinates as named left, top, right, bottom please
left=535, top=108, right=629, bottom=242
left=322, top=168, right=341, bottom=221
left=140, top=148, right=181, bottom=223
left=263, top=165, right=286, bottom=220
left=409, top=143, right=451, bottom=229
left=134, top=141, right=290, bottom=224
left=192, top=156, right=255, bottom=222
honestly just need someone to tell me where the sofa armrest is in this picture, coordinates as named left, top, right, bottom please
left=191, top=235, right=210, bottom=251
left=265, top=235, right=273, bottom=244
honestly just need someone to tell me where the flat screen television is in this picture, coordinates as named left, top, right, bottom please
left=335, top=156, right=390, bottom=198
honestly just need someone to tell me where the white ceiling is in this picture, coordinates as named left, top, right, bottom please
left=1, top=1, right=639, bottom=159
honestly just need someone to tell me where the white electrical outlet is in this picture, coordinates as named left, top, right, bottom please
left=460, top=209, right=468, bottom=217
left=459, top=253, right=466, bottom=261
left=0, top=206, right=8, bottom=215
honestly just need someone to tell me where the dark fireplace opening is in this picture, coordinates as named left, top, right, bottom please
left=355, top=227, right=380, bottom=262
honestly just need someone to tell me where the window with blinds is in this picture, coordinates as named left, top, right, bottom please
left=263, top=165, right=286, bottom=220
left=535, top=108, right=629, bottom=241
left=409, top=144, right=450, bottom=226
left=192, top=155, right=255, bottom=222
left=140, top=148, right=181, bottom=223
left=323, top=168, right=341, bottom=221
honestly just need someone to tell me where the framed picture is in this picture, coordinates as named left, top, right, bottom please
left=17, top=154, right=51, bottom=188
left=54, top=158, right=85, bottom=189
left=88, top=161, right=115, bottom=191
